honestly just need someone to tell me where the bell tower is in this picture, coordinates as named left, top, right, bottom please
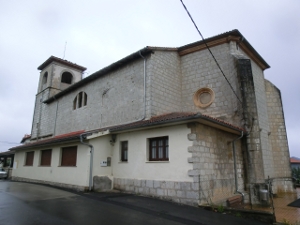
left=37, top=56, right=86, bottom=98
left=31, top=56, right=86, bottom=140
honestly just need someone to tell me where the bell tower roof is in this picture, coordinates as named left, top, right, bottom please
left=37, top=56, right=86, bottom=71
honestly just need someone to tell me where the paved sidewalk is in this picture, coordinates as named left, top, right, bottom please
left=249, top=188, right=300, bottom=224
left=81, top=191, right=271, bottom=225
left=273, top=188, right=300, bottom=224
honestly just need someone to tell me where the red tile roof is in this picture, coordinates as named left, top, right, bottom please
left=21, top=134, right=31, bottom=143
left=37, top=56, right=86, bottom=71
left=10, top=130, right=85, bottom=151
left=109, top=112, right=245, bottom=133
left=290, top=158, right=300, bottom=163
left=10, top=112, right=245, bottom=151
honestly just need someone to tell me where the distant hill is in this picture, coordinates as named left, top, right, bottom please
left=291, top=156, right=300, bottom=160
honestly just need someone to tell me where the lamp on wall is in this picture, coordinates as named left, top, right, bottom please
left=110, top=134, right=117, bottom=146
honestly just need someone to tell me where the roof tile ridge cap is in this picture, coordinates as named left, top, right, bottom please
left=53, top=130, right=85, bottom=138
left=149, top=112, right=199, bottom=122
left=146, top=46, right=178, bottom=51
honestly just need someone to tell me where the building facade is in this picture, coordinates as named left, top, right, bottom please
left=10, top=30, right=293, bottom=206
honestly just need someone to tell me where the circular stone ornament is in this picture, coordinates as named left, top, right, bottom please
left=193, top=87, right=215, bottom=108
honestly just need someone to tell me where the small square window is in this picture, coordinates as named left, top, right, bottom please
left=149, top=136, right=169, bottom=161
left=121, top=141, right=128, bottom=162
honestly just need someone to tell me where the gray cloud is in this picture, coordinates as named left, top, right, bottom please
left=0, top=0, right=299, bottom=157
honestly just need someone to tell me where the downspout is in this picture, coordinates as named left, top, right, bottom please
left=80, top=134, right=94, bottom=191
left=232, top=131, right=244, bottom=201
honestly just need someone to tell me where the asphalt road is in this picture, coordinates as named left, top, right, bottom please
left=0, top=180, right=269, bottom=225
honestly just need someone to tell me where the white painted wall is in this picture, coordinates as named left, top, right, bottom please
left=89, top=134, right=113, bottom=177
left=110, top=124, right=193, bottom=182
left=12, top=143, right=90, bottom=187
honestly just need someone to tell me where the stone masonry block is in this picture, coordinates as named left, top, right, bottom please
left=166, top=181, right=174, bottom=189
left=153, top=180, right=161, bottom=188
left=167, top=189, right=176, bottom=197
left=174, top=182, right=181, bottom=190
left=93, top=176, right=112, bottom=192
left=188, top=169, right=200, bottom=176
left=157, top=189, right=166, bottom=196
left=180, top=182, right=191, bottom=191
left=188, top=133, right=196, bottom=141
left=146, top=180, right=154, bottom=188
left=134, top=179, right=141, bottom=187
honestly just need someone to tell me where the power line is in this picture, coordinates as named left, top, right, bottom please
left=0, top=141, right=20, bottom=145
left=179, top=0, right=242, bottom=104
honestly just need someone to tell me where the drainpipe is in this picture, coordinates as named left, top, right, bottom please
left=80, top=134, right=94, bottom=191
left=232, top=131, right=244, bottom=201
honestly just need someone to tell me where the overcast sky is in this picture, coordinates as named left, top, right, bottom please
left=0, top=0, right=299, bottom=157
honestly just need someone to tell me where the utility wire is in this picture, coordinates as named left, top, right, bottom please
left=179, top=0, right=242, bottom=104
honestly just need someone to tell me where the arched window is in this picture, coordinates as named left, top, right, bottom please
left=42, top=72, right=48, bottom=84
left=73, top=92, right=87, bottom=110
left=61, top=72, right=73, bottom=84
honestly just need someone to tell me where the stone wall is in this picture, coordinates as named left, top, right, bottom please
left=187, top=123, right=245, bottom=205
left=147, top=50, right=182, bottom=117
left=31, top=89, right=57, bottom=138
left=114, top=178, right=198, bottom=206
left=181, top=43, right=241, bottom=126
left=251, top=60, right=274, bottom=179
left=33, top=57, right=146, bottom=137
left=265, top=80, right=293, bottom=193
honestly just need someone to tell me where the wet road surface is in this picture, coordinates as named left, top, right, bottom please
left=0, top=180, right=269, bottom=225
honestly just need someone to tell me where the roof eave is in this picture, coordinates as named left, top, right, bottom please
left=110, top=114, right=244, bottom=135
left=178, top=29, right=270, bottom=70
left=10, top=136, right=82, bottom=151
left=43, top=47, right=153, bottom=104
left=38, top=56, right=87, bottom=71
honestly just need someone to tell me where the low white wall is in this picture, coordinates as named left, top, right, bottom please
left=12, top=143, right=90, bottom=187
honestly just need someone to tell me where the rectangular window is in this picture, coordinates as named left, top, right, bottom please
left=61, top=146, right=77, bottom=166
left=149, top=136, right=169, bottom=161
left=40, top=149, right=52, bottom=166
left=121, top=141, right=128, bottom=162
left=25, top=151, right=34, bottom=166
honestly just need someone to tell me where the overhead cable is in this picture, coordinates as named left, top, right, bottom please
left=179, top=0, right=242, bottom=104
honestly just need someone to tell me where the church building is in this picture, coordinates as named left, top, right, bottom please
left=10, top=30, right=293, bottom=206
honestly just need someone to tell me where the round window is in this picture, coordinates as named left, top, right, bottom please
left=193, top=87, right=215, bottom=108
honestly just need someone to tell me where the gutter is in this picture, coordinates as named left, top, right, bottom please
left=80, top=134, right=94, bottom=191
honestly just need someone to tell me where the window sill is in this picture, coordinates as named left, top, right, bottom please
left=58, top=166, right=77, bottom=167
left=24, top=165, right=33, bottom=166
left=39, top=165, right=51, bottom=167
left=118, top=161, right=128, bottom=163
left=145, top=161, right=169, bottom=163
